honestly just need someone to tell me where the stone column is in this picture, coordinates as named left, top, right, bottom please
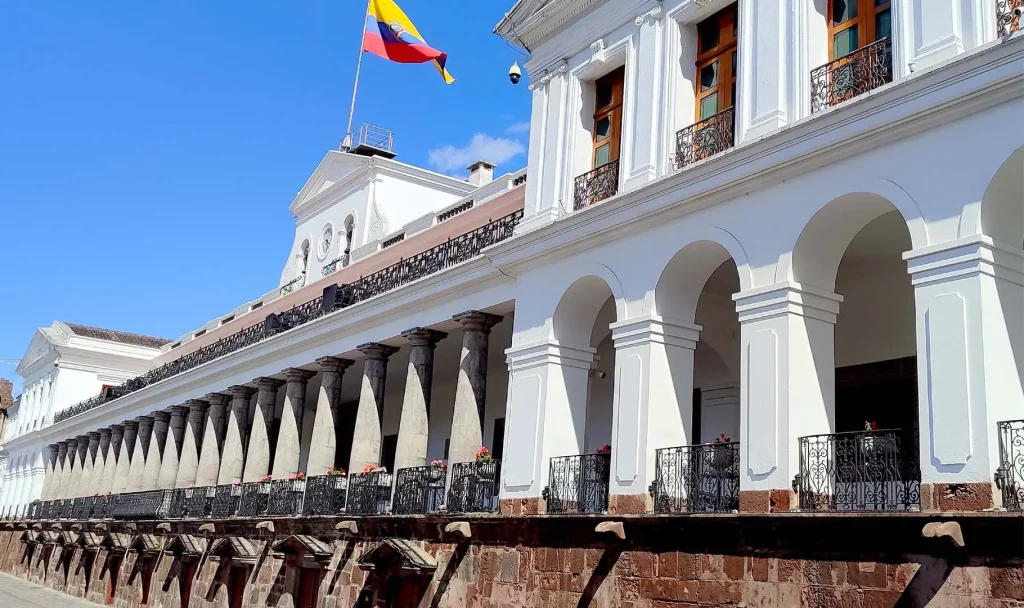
left=50, top=442, right=69, bottom=500
left=90, top=429, right=111, bottom=497
left=349, top=343, right=398, bottom=473
left=158, top=407, right=187, bottom=489
left=174, top=400, right=208, bottom=488
left=394, top=329, right=446, bottom=471
left=78, top=432, right=101, bottom=497
left=306, top=358, right=354, bottom=478
left=113, top=421, right=137, bottom=493
left=67, top=436, right=88, bottom=498
left=195, top=394, right=230, bottom=487
left=39, top=444, right=58, bottom=500
left=99, top=425, right=123, bottom=495
left=141, top=412, right=168, bottom=491
left=448, top=312, right=502, bottom=467
left=272, top=369, right=315, bottom=479
left=243, top=378, right=281, bottom=482
left=218, top=386, right=254, bottom=485
left=126, top=416, right=153, bottom=493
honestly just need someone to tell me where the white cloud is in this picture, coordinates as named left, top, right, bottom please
left=506, top=121, right=531, bottom=134
left=428, top=133, right=526, bottom=174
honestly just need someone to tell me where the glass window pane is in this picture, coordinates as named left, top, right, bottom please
left=732, top=51, right=737, bottom=77
left=833, top=26, right=858, bottom=58
left=875, top=9, right=891, bottom=41
left=699, top=19, right=720, bottom=53
left=833, top=0, right=857, bottom=25
left=700, top=93, right=719, bottom=120
left=700, top=62, right=719, bottom=92
left=596, top=81, right=612, bottom=108
left=594, top=144, right=610, bottom=167
left=595, top=116, right=611, bottom=141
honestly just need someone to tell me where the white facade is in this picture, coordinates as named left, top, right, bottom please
left=5, top=0, right=1022, bottom=518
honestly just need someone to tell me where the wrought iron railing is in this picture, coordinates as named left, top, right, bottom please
left=61, top=498, right=74, bottom=519
left=448, top=460, right=500, bottom=513
left=795, top=429, right=920, bottom=512
left=110, top=490, right=172, bottom=519
left=996, top=419, right=1024, bottom=512
left=675, top=107, right=735, bottom=170
left=573, top=160, right=619, bottom=211
left=302, top=475, right=348, bottom=516
left=212, top=485, right=241, bottom=518
left=345, top=471, right=393, bottom=515
left=185, top=486, right=215, bottom=519
left=167, top=489, right=187, bottom=519
left=27, top=501, right=41, bottom=519
left=72, top=497, right=92, bottom=520
left=543, top=453, right=610, bottom=514
left=55, top=210, right=524, bottom=424
left=810, top=38, right=893, bottom=113
left=997, top=0, right=1022, bottom=35
left=652, top=442, right=740, bottom=513
left=392, top=466, right=446, bottom=515
left=237, top=482, right=271, bottom=518
left=266, top=479, right=305, bottom=516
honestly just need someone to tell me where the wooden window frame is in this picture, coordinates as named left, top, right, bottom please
left=591, top=67, right=625, bottom=169
left=694, top=4, right=738, bottom=122
left=828, top=0, right=892, bottom=60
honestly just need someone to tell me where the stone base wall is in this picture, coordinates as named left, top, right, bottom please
left=1, top=514, right=1021, bottom=608
left=45, top=543, right=70, bottom=592
left=84, top=548, right=121, bottom=605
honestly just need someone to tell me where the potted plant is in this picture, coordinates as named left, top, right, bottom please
left=475, top=447, right=492, bottom=464
left=288, top=472, right=306, bottom=492
left=596, top=444, right=612, bottom=455
left=230, top=478, right=242, bottom=496
left=257, top=474, right=272, bottom=493
left=327, top=468, right=347, bottom=489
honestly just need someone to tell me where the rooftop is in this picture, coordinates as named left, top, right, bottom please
left=63, top=323, right=172, bottom=349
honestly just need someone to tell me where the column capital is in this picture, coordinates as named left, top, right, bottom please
left=733, top=282, right=842, bottom=325
left=56, top=440, right=69, bottom=448
left=205, top=393, right=230, bottom=406
left=453, top=311, right=503, bottom=333
left=87, top=431, right=101, bottom=441
left=401, top=327, right=448, bottom=347
left=47, top=443, right=60, bottom=451
left=98, top=428, right=111, bottom=439
left=903, top=235, right=1024, bottom=288
left=358, top=342, right=399, bottom=360
left=107, top=424, right=124, bottom=434
left=185, top=399, right=208, bottom=411
left=253, top=377, right=284, bottom=391
left=610, top=315, right=702, bottom=350
left=315, top=356, right=355, bottom=373
left=228, top=385, right=255, bottom=399
left=134, top=414, right=154, bottom=427
left=283, top=367, right=316, bottom=382
left=75, top=433, right=90, bottom=444
left=151, top=411, right=170, bottom=423
left=121, top=420, right=139, bottom=431
left=505, top=339, right=596, bottom=373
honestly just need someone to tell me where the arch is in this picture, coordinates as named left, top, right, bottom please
left=976, top=146, right=1024, bottom=247
left=552, top=270, right=622, bottom=346
left=780, top=177, right=927, bottom=288
left=653, top=240, right=739, bottom=322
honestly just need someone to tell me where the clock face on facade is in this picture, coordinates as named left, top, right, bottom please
left=319, top=225, right=333, bottom=259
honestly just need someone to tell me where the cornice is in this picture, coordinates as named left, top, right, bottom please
left=499, top=0, right=609, bottom=51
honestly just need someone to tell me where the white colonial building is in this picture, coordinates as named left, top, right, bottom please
left=3, top=0, right=1022, bottom=524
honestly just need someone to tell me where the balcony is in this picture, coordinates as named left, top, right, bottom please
left=573, top=161, right=620, bottom=211
left=997, top=0, right=1022, bottom=35
left=212, top=484, right=241, bottom=518
left=810, top=38, right=893, bottom=113
left=447, top=460, right=500, bottom=514
left=795, top=429, right=920, bottom=512
left=392, top=466, right=446, bottom=515
left=345, top=471, right=393, bottom=515
left=674, top=107, right=735, bottom=170
left=543, top=453, right=610, bottom=514
left=237, top=482, right=271, bottom=517
left=267, top=479, right=305, bottom=516
left=995, top=419, right=1023, bottom=512
left=651, top=442, right=740, bottom=514
left=302, top=475, right=348, bottom=516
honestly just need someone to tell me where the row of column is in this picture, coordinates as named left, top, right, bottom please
left=37, top=310, right=502, bottom=502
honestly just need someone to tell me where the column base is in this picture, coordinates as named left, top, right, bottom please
left=499, top=497, right=541, bottom=515
left=608, top=493, right=650, bottom=515
left=920, top=482, right=994, bottom=512
left=739, top=489, right=797, bottom=513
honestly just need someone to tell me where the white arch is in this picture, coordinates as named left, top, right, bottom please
left=552, top=266, right=624, bottom=346
left=650, top=239, right=745, bottom=322
left=961, top=146, right=1024, bottom=247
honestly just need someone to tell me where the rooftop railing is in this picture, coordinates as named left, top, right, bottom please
left=54, top=209, right=524, bottom=424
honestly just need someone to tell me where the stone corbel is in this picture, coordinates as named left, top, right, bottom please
left=590, top=39, right=606, bottom=63
left=530, top=60, right=569, bottom=91
left=635, top=1, right=663, bottom=25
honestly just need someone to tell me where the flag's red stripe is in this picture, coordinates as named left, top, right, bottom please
left=362, top=32, right=444, bottom=64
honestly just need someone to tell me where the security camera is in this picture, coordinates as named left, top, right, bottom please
left=1015, top=6, right=1024, bottom=17
left=509, top=61, right=522, bottom=85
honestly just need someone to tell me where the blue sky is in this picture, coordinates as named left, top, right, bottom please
left=0, top=1, right=531, bottom=393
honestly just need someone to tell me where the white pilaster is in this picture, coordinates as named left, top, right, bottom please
left=893, top=0, right=998, bottom=76
left=623, top=5, right=666, bottom=191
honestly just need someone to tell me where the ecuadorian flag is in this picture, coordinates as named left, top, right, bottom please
left=362, top=0, right=455, bottom=84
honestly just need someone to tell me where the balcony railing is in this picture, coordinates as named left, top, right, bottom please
left=997, top=0, right=1022, bottom=35
left=810, top=38, right=893, bottom=113
left=54, top=209, right=524, bottom=425
left=110, top=490, right=172, bottom=519
left=675, top=107, right=735, bottom=170
left=346, top=471, right=393, bottom=516
left=543, top=453, right=610, bottom=514
left=573, top=160, right=620, bottom=211
left=996, top=419, right=1024, bottom=512
left=447, top=460, right=500, bottom=514
left=652, top=442, right=740, bottom=514
left=392, top=466, right=446, bottom=515
left=237, top=482, right=271, bottom=517
left=212, top=485, right=240, bottom=518
left=302, top=475, right=348, bottom=516
left=186, top=486, right=216, bottom=519
left=321, top=253, right=350, bottom=277
left=795, top=429, right=920, bottom=512
left=267, top=479, right=305, bottom=516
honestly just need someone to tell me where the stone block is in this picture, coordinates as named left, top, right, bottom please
left=697, top=580, right=742, bottom=604
left=656, top=551, right=677, bottom=578
left=990, top=566, right=1024, bottom=600
left=749, top=556, right=770, bottom=582
left=847, top=562, right=888, bottom=589
left=723, top=554, right=745, bottom=580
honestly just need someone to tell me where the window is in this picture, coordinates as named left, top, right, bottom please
left=591, top=67, right=624, bottom=169
left=695, top=4, right=737, bottom=121
left=829, top=0, right=891, bottom=60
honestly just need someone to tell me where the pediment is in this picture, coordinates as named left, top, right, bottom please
left=208, top=536, right=259, bottom=562
left=164, top=534, right=207, bottom=556
left=357, top=539, right=436, bottom=574
left=289, top=151, right=370, bottom=215
left=16, top=326, right=64, bottom=376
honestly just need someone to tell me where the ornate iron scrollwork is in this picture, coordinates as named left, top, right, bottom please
left=545, top=453, right=610, bottom=514
left=392, top=466, right=446, bottom=515
left=573, top=161, right=620, bottom=211
left=345, top=471, right=393, bottom=516
left=675, top=107, right=735, bottom=170
left=652, top=442, right=739, bottom=513
left=447, top=460, right=501, bottom=514
left=810, top=38, right=893, bottom=113
left=996, top=419, right=1024, bottom=511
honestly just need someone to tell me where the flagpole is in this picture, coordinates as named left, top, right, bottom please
left=342, top=0, right=373, bottom=151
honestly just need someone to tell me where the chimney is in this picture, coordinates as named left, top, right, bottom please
left=467, top=161, right=496, bottom=187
